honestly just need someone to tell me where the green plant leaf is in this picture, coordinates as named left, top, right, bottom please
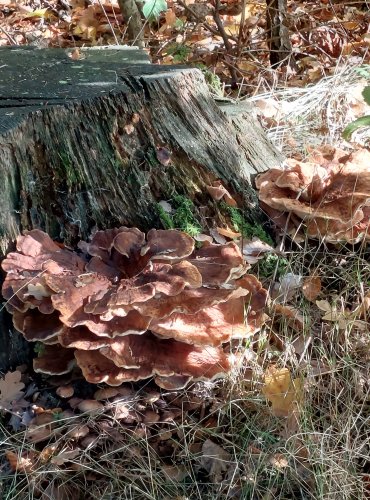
left=362, top=86, right=370, bottom=105
left=143, top=0, right=167, bottom=20
left=342, top=115, right=370, bottom=141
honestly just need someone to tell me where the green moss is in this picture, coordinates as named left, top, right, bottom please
left=57, top=152, right=83, bottom=189
left=172, top=195, right=201, bottom=236
left=156, top=204, right=175, bottom=230
left=257, top=254, right=288, bottom=280
left=195, top=63, right=223, bottom=96
left=221, top=203, right=274, bottom=245
left=157, top=195, right=201, bottom=236
left=165, top=43, right=191, bottom=63
left=34, top=342, right=45, bottom=356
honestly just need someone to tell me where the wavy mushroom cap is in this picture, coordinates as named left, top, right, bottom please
left=3, top=227, right=268, bottom=388
left=256, top=147, right=370, bottom=243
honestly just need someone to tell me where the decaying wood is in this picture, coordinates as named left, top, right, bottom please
left=0, top=46, right=282, bottom=370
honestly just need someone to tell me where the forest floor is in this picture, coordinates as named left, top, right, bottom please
left=0, top=1, right=370, bottom=499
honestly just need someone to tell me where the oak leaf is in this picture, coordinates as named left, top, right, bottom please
left=0, top=371, right=25, bottom=410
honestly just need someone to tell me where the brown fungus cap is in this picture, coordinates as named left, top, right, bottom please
left=45, top=273, right=111, bottom=328
left=188, top=242, right=247, bottom=285
left=154, top=374, right=192, bottom=390
left=2, top=230, right=85, bottom=274
left=13, top=309, right=63, bottom=343
left=256, top=148, right=370, bottom=243
left=150, top=298, right=248, bottom=346
left=33, top=344, right=76, bottom=375
left=3, top=227, right=268, bottom=388
left=99, top=331, right=231, bottom=378
left=74, top=349, right=153, bottom=386
left=141, top=229, right=195, bottom=260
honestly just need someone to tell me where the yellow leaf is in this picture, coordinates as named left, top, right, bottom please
left=263, top=366, right=303, bottom=417
left=24, top=8, right=51, bottom=19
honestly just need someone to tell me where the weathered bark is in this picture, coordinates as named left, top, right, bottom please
left=0, top=46, right=282, bottom=370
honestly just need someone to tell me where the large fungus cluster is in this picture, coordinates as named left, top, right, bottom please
left=2, top=228, right=267, bottom=389
left=256, top=147, right=370, bottom=243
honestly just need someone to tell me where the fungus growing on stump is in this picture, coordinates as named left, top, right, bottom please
left=2, top=228, right=268, bottom=389
left=256, top=147, right=370, bottom=243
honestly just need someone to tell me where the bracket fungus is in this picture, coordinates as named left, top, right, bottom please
left=2, top=228, right=267, bottom=389
left=256, top=147, right=370, bottom=243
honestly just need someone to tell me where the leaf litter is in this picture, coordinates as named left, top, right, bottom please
left=1, top=2, right=370, bottom=498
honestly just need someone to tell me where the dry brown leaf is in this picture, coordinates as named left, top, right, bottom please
left=216, top=227, right=241, bottom=239
left=68, top=48, right=85, bottom=60
left=272, top=304, right=304, bottom=332
left=159, top=9, right=178, bottom=33
left=6, top=450, right=38, bottom=473
left=302, top=275, right=321, bottom=302
left=269, top=453, right=289, bottom=469
left=200, top=439, right=231, bottom=482
left=274, top=273, right=302, bottom=301
left=0, top=371, right=25, bottom=410
left=26, top=424, right=61, bottom=443
left=262, top=366, right=303, bottom=417
left=40, top=482, right=81, bottom=500
left=241, top=238, right=275, bottom=264
left=161, top=464, right=189, bottom=481
left=51, top=448, right=81, bottom=465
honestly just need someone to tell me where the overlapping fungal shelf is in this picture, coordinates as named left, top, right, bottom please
left=256, top=147, right=370, bottom=243
left=2, top=228, right=267, bottom=389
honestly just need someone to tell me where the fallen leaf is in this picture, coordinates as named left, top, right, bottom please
left=40, top=482, right=81, bottom=500
left=269, top=453, right=289, bottom=469
left=161, top=464, right=189, bottom=481
left=6, top=450, right=38, bottom=473
left=241, top=238, right=275, bottom=264
left=216, top=226, right=241, bottom=239
left=24, top=7, right=52, bottom=19
left=275, top=273, right=303, bottom=301
left=209, top=227, right=227, bottom=244
left=302, top=275, right=321, bottom=301
left=68, top=48, right=85, bottom=60
left=51, top=448, right=81, bottom=465
left=316, top=299, right=332, bottom=313
left=200, top=439, right=231, bottom=482
left=262, top=366, right=303, bottom=417
left=272, top=304, right=304, bottom=332
left=0, top=371, right=25, bottom=410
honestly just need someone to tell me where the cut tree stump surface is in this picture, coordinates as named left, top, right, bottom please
left=0, top=46, right=282, bottom=370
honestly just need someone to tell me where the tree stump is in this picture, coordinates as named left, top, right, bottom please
left=0, top=46, right=283, bottom=371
